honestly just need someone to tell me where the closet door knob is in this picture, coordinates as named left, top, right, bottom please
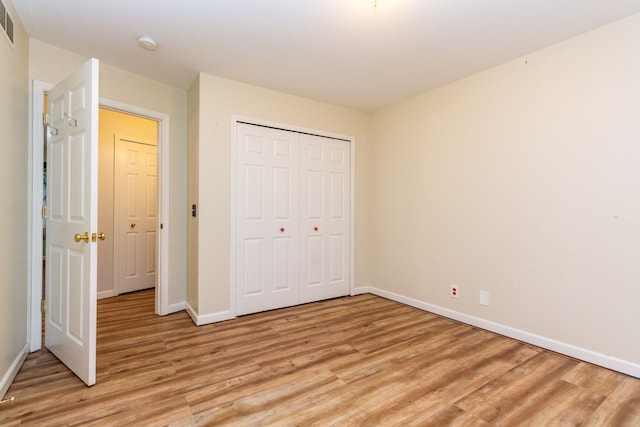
left=314, top=227, right=318, bottom=231
left=280, top=227, right=285, bottom=232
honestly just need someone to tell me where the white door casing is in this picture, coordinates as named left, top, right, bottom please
left=45, top=58, right=99, bottom=386
left=234, top=120, right=352, bottom=316
left=115, top=137, right=158, bottom=294
left=236, top=123, right=300, bottom=316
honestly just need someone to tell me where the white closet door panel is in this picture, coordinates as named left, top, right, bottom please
left=300, top=137, right=325, bottom=302
left=305, top=235, right=323, bottom=286
left=242, top=238, right=265, bottom=295
left=272, top=236, right=293, bottom=291
left=325, top=140, right=350, bottom=299
left=329, top=172, right=346, bottom=220
left=300, top=135, right=350, bottom=303
left=243, top=165, right=265, bottom=222
left=273, top=167, right=293, bottom=220
left=307, top=170, right=324, bottom=220
left=329, top=235, right=345, bottom=282
left=236, top=123, right=299, bottom=315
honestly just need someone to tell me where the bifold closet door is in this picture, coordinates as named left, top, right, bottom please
left=236, top=123, right=300, bottom=316
left=299, top=134, right=350, bottom=303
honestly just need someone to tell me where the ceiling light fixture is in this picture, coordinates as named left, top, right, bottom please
left=137, top=36, right=158, bottom=51
left=361, top=0, right=385, bottom=13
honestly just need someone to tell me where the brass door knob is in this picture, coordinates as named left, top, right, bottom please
left=92, top=232, right=107, bottom=242
left=74, top=232, right=89, bottom=243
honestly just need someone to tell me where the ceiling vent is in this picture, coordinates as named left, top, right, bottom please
left=0, top=0, right=14, bottom=46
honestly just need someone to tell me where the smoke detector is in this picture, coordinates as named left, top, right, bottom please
left=137, top=36, right=158, bottom=51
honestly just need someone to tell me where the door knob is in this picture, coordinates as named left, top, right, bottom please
left=280, top=227, right=285, bottom=232
left=74, top=232, right=89, bottom=243
left=130, top=223, right=136, bottom=229
left=314, top=227, right=318, bottom=231
left=97, top=232, right=106, bottom=241
left=92, top=232, right=106, bottom=242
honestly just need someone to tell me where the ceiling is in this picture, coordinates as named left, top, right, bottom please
left=13, top=0, right=640, bottom=112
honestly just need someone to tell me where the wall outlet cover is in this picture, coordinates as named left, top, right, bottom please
left=480, top=290, right=490, bottom=306
left=450, top=284, right=459, bottom=298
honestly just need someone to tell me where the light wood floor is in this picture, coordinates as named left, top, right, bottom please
left=2, top=290, right=639, bottom=426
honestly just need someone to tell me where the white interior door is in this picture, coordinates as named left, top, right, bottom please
left=236, top=123, right=300, bottom=315
left=299, top=134, right=350, bottom=303
left=45, top=58, right=99, bottom=386
left=115, top=137, right=158, bottom=294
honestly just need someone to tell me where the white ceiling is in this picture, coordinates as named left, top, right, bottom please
left=13, top=0, right=640, bottom=112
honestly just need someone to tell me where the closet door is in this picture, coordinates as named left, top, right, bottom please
left=299, top=134, right=350, bottom=303
left=236, top=124, right=300, bottom=315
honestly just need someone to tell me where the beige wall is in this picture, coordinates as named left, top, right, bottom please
left=29, top=40, right=188, bottom=305
left=0, top=0, right=29, bottom=396
left=188, top=73, right=371, bottom=316
left=370, top=14, right=640, bottom=365
left=97, top=109, right=157, bottom=297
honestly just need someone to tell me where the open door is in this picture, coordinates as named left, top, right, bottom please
left=45, top=58, right=99, bottom=386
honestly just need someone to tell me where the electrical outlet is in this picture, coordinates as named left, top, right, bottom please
left=480, top=290, right=490, bottom=306
left=450, top=284, right=459, bottom=298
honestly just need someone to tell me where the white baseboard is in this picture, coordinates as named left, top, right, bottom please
left=368, top=286, right=640, bottom=379
left=352, top=285, right=371, bottom=295
left=1, top=343, right=29, bottom=400
left=186, top=302, right=235, bottom=326
left=166, top=301, right=186, bottom=314
left=97, top=290, right=118, bottom=300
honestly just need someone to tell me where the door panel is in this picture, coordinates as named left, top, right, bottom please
left=115, top=138, right=157, bottom=294
left=300, top=135, right=350, bottom=303
left=45, top=58, right=99, bottom=387
left=329, top=235, right=346, bottom=282
left=236, top=123, right=299, bottom=315
left=306, top=236, right=323, bottom=286
left=243, top=238, right=264, bottom=295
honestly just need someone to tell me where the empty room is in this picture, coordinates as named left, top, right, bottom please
left=1, top=0, right=640, bottom=425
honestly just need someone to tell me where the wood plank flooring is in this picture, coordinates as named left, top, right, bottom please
left=2, top=290, right=639, bottom=426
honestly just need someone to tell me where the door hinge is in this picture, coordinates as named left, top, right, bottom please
left=42, top=205, right=47, bottom=219
left=42, top=113, right=49, bottom=127
left=41, top=299, right=46, bottom=313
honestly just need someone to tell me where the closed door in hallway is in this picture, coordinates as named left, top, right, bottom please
left=114, top=137, right=158, bottom=294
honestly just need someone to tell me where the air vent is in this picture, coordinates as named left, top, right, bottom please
left=0, top=0, right=14, bottom=46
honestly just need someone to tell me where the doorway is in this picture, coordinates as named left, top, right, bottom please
left=97, top=110, right=158, bottom=299
left=29, top=80, right=171, bottom=353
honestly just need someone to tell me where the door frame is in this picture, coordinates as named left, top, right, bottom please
left=229, top=115, right=356, bottom=317
left=28, top=80, right=171, bottom=352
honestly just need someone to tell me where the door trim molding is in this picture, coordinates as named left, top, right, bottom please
left=99, top=100, right=170, bottom=317
left=28, top=81, right=172, bottom=352
left=229, top=115, right=355, bottom=318
left=28, top=80, right=52, bottom=352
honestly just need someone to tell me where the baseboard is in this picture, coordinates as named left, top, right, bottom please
left=186, top=302, right=235, bottom=326
left=368, top=287, right=640, bottom=379
left=97, top=290, right=118, bottom=300
left=166, top=301, right=186, bottom=314
left=0, top=343, right=29, bottom=400
left=352, top=285, right=371, bottom=295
